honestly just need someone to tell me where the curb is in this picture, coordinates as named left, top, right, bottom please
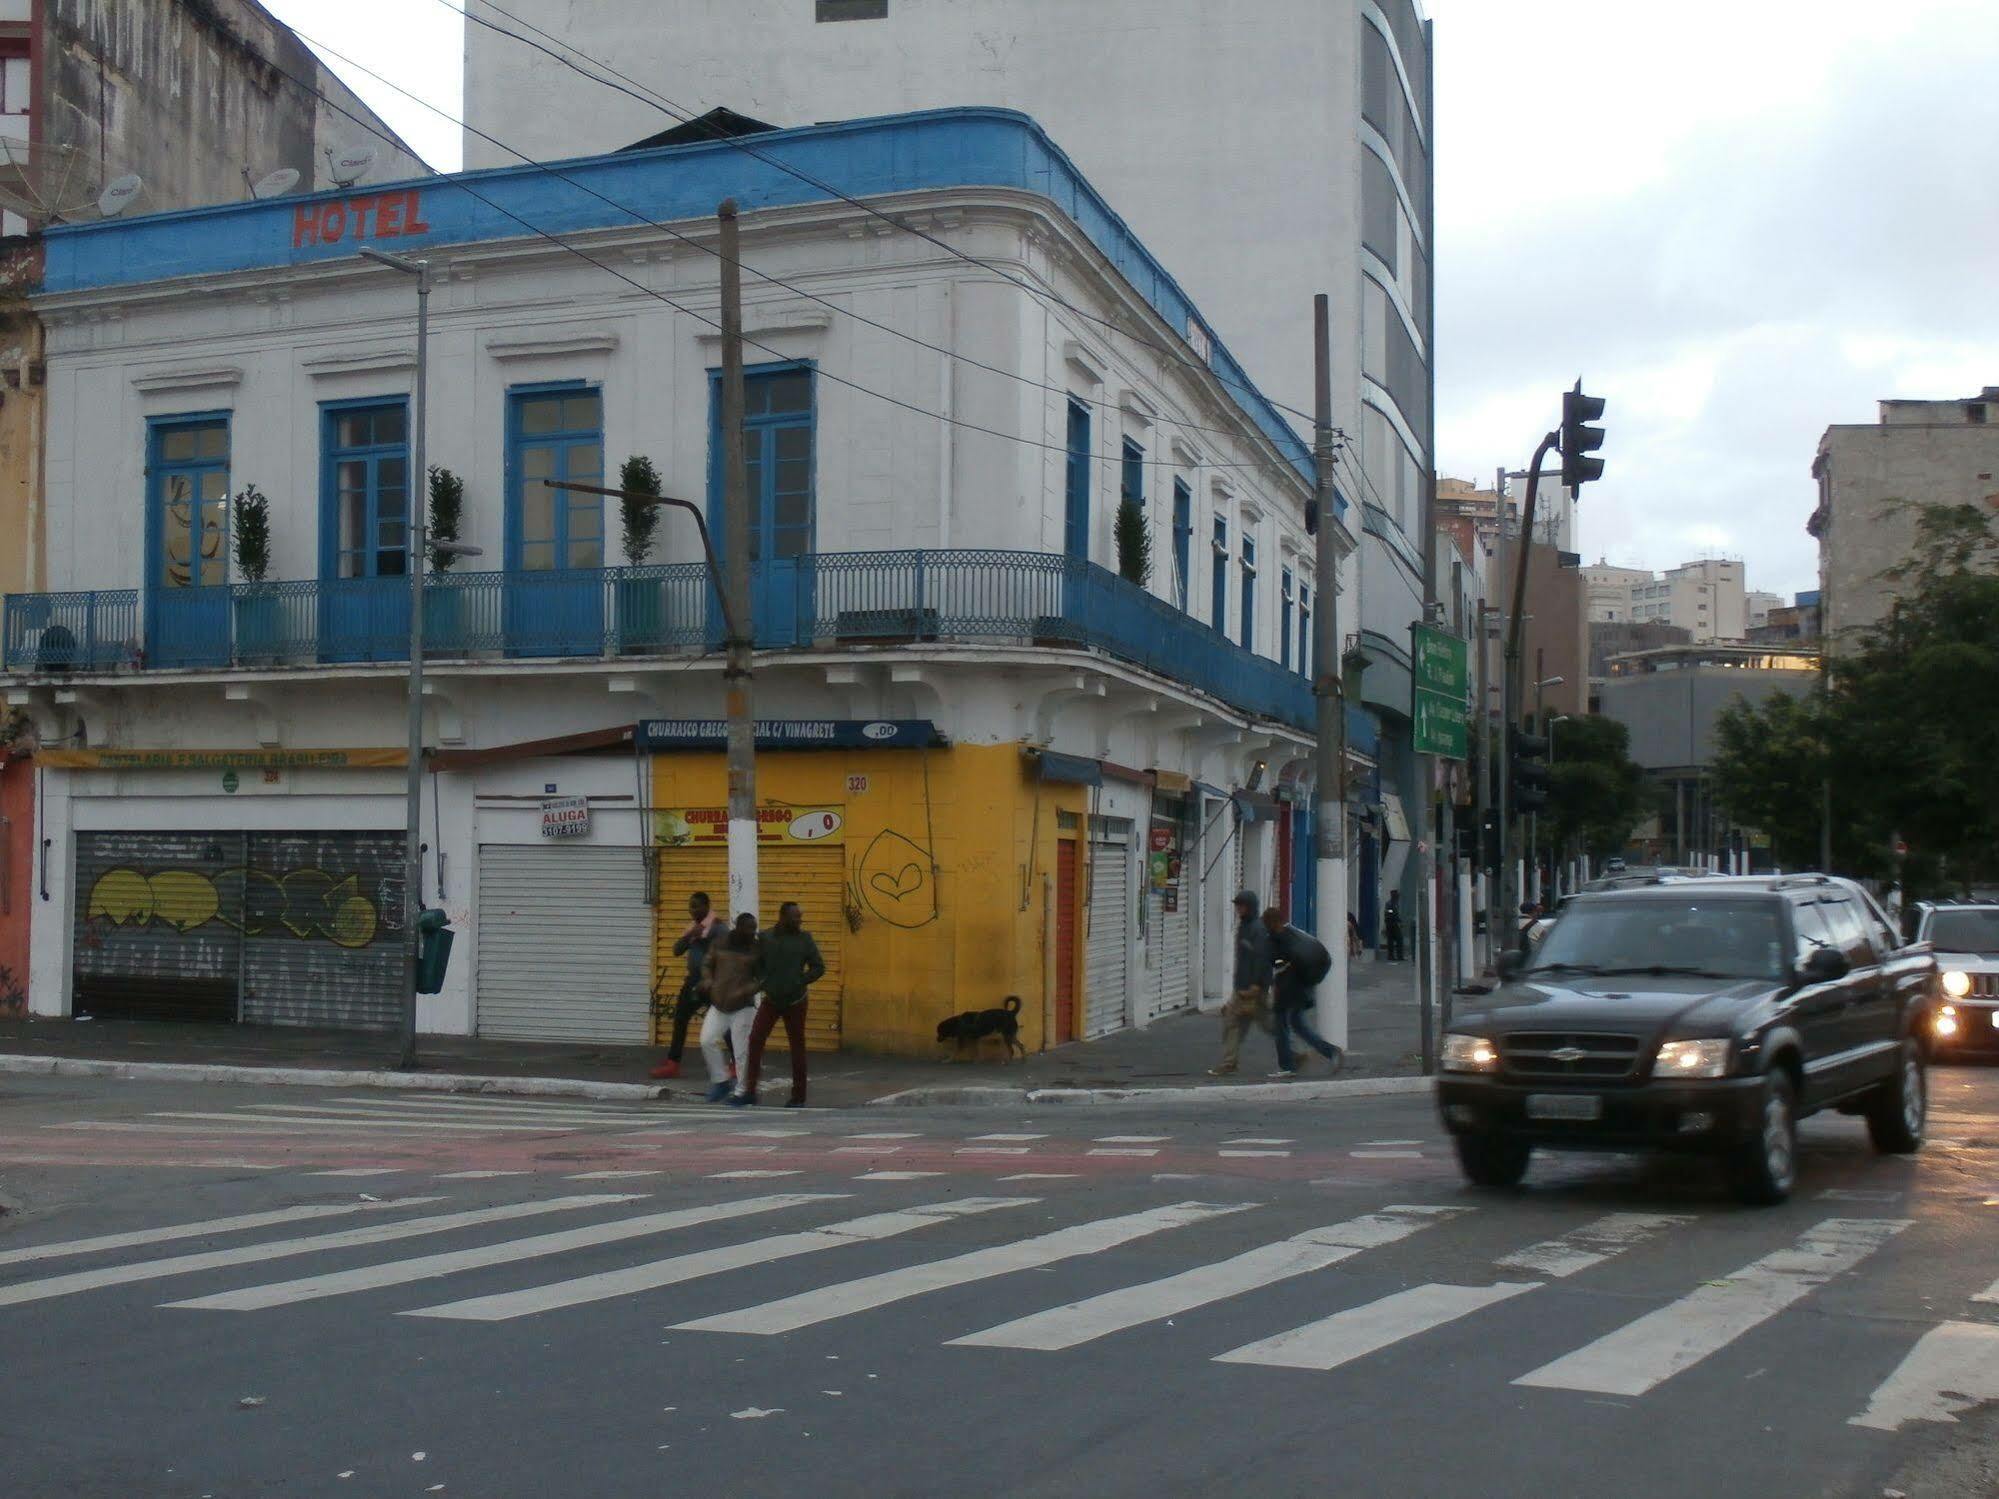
left=868, top=1075, right=1435, bottom=1108
left=0, top=1054, right=664, bottom=1102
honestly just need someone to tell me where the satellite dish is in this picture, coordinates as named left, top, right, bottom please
left=247, top=167, right=301, bottom=200
left=325, top=144, right=378, bottom=188
left=97, top=174, right=144, bottom=219
left=0, top=140, right=104, bottom=225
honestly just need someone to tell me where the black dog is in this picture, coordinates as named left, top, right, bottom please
left=936, top=995, right=1026, bottom=1063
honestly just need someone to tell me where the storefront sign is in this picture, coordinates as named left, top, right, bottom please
left=637, top=719, right=943, bottom=752
left=654, top=805, right=845, bottom=847
left=292, top=190, right=431, bottom=249
left=39, top=748, right=407, bottom=771
left=540, top=796, right=592, bottom=840
left=1411, top=624, right=1470, bottom=760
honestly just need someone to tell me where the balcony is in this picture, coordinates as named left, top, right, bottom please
left=4, top=549, right=1323, bottom=732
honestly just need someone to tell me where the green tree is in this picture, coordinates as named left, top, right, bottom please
left=427, top=466, right=466, bottom=572
left=1542, top=714, right=1649, bottom=860
left=1710, top=692, right=1844, bottom=871
left=619, top=454, right=663, bottom=565
left=1114, top=497, right=1152, bottom=586
left=231, top=484, right=271, bottom=585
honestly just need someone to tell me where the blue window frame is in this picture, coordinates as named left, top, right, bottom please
left=145, top=412, right=231, bottom=667
left=1210, top=514, right=1229, bottom=638
left=1299, top=584, right=1312, bottom=677
left=1064, top=400, right=1091, bottom=562
left=708, top=362, right=816, bottom=642
left=1119, top=438, right=1144, bottom=514
left=1239, top=532, right=1257, bottom=650
left=1280, top=567, right=1294, bottom=670
left=321, top=399, right=411, bottom=580
left=1171, top=478, right=1192, bottom=611
left=507, top=383, right=604, bottom=573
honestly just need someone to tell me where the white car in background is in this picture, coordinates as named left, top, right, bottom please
left=1916, top=902, right=1999, bottom=1058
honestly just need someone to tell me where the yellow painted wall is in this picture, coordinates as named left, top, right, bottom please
left=0, top=303, right=43, bottom=599
left=649, top=744, right=1083, bottom=1057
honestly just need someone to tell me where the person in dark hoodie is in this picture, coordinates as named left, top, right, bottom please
left=1262, top=906, right=1343, bottom=1077
left=1209, top=889, right=1275, bottom=1076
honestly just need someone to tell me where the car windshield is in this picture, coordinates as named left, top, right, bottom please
left=1526, top=897, right=1788, bottom=982
left=1927, top=909, right=1999, bottom=955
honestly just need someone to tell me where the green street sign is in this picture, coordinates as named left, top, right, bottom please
left=1411, top=624, right=1469, bottom=759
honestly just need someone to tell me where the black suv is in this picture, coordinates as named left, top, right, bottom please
left=1438, top=875, right=1935, bottom=1204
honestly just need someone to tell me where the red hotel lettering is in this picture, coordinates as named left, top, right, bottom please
left=292, top=189, right=431, bottom=250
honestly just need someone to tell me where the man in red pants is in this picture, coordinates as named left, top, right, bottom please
left=732, top=901, right=826, bottom=1108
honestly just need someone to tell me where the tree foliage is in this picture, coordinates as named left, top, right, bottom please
left=619, top=454, right=663, bottom=565
left=231, top=484, right=271, bottom=585
left=1541, top=714, right=1650, bottom=859
left=1114, top=498, right=1152, bottom=586
left=427, top=466, right=465, bottom=573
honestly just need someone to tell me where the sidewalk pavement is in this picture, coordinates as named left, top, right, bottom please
left=0, top=956, right=1434, bottom=1109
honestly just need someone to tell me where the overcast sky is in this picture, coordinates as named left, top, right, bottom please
left=270, top=0, right=1999, bottom=599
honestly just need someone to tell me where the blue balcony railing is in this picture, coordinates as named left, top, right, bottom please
left=4, top=550, right=1337, bottom=732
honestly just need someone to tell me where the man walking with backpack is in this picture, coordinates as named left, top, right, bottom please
left=1208, top=889, right=1275, bottom=1076
left=1262, top=906, right=1342, bottom=1077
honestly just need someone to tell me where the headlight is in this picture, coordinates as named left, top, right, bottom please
left=1655, top=1038, right=1732, bottom=1079
left=1935, top=1007, right=1960, bottom=1038
left=1942, top=970, right=1971, bottom=998
left=1442, top=1034, right=1499, bottom=1073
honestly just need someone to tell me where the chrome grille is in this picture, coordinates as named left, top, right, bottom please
left=1969, top=972, right=1999, bottom=999
left=1502, top=1031, right=1643, bottom=1080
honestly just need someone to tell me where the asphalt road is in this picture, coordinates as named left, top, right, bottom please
left=2, top=1066, right=1995, bottom=1499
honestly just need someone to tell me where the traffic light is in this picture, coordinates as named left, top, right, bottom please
left=1561, top=379, right=1606, bottom=491
left=415, top=908, right=455, bottom=995
left=1510, top=726, right=1551, bottom=815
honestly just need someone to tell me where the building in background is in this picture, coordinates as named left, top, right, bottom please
left=1587, top=620, right=1690, bottom=706
left=1582, top=557, right=1748, bottom=643
left=460, top=0, right=1437, bottom=934
left=1746, top=590, right=1821, bottom=646
left=1745, top=590, right=1783, bottom=630
left=1582, top=561, right=1652, bottom=623
left=2, top=110, right=1377, bottom=1052
left=1597, top=642, right=1819, bottom=865
left=1489, top=537, right=1586, bottom=724
left=1810, top=387, right=1999, bottom=652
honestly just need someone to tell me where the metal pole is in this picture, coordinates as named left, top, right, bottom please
left=400, top=264, right=431, bottom=1070
left=1501, top=430, right=1560, bottom=947
left=719, top=200, right=759, bottom=923
left=1474, top=601, right=1491, bottom=972
left=1414, top=12, right=1441, bottom=1071
left=1312, top=294, right=1351, bottom=1050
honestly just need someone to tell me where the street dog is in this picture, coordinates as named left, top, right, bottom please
left=935, top=995, right=1026, bottom=1063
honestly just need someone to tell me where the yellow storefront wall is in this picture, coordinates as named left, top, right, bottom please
left=649, top=744, right=1083, bottom=1057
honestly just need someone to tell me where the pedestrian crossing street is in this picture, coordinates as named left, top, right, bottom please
left=4, top=1178, right=1996, bottom=1434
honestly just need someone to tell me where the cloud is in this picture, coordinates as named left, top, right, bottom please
left=1430, top=0, right=1999, bottom=595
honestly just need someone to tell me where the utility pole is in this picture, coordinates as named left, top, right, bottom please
left=1500, top=430, right=1561, bottom=941
left=1312, top=294, right=1353, bottom=1049
left=719, top=200, right=758, bottom=922
left=1473, top=600, right=1493, bottom=974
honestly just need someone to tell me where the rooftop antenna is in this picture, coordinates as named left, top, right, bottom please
left=245, top=166, right=301, bottom=201
left=325, top=144, right=379, bottom=188
left=0, top=140, right=106, bottom=226
left=96, top=174, right=144, bottom=219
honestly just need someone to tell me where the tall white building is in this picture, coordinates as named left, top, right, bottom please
left=462, top=0, right=1436, bottom=939
left=1745, top=590, right=1783, bottom=630
left=1583, top=562, right=1653, bottom=623
left=1591, top=558, right=1748, bottom=642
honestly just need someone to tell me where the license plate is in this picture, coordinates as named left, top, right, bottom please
left=1526, top=1093, right=1603, bottom=1122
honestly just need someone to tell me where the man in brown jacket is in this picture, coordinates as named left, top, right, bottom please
left=700, top=913, right=763, bottom=1103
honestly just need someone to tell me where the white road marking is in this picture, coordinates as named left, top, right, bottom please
left=566, top=1171, right=664, bottom=1180
left=167, top=1195, right=839, bottom=1313
left=305, top=1168, right=406, bottom=1179
left=970, top=1134, right=1046, bottom=1142
left=843, top=1133, right=921, bottom=1140
left=707, top=1170, right=802, bottom=1180
left=435, top=1171, right=528, bottom=1180
left=1219, top=1150, right=1291, bottom=1159
left=1094, top=1136, right=1170, bottom=1144
left=1358, top=1140, right=1422, bottom=1147
left=0, top=1196, right=638, bottom=1308
left=954, top=1205, right=1465, bottom=1351
left=956, top=1147, right=1031, bottom=1156
left=0, top=1203, right=394, bottom=1268
left=147, top=1112, right=557, bottom=1134
left=733, top=1130, right=810, bottom=1139
left=675, top=1201, right=1254, bottom=1336
left=0, top=1153, right=278, bottom=1169
left=302, top=1099, right=646, bottom=1123
left=831, top=1146, right=900, bottom=1155
left=1494, top=1214, right=1692, bottom=1280
left=1088, top=1148, right=1160, bottom=1158
left=999, top=1174, right=1080, bottom=1182
left=1514, top=1217, right=1911, bottom=1396
left=1350, top=1150, right=1423, bottom=1160
left=1216, top=1282, right=1537, bottom=1370
left=49, top=1120, right=400, bottom=1136
left=408, top=1198, right=1027, bottom=1322
left=857, top=1172, right=944, bottom=1182
left=1224, top=1139, right=1295, bottom=1146
left=1973, top=1273, right=1999, bottom=1305
left=1848, top=1321, right=1999, bottom=1431
left=242, top=1101, right=633, bottom=1123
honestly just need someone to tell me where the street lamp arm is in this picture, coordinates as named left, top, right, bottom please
left=548, top=481, right=741, bottom=642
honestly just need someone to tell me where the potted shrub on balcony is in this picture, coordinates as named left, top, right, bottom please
left=230, top=484, right=282, bottom=663
left=617, top=454, right=665, bottom=653
left=423, top=465, right=467, bottom=653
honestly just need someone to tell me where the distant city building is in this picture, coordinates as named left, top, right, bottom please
left=1745, top=590, right=1783, bottom=630
left=1746, top=590, right=1822, bottom=646
left=1588, top=620, right=1691, bottom=687
left=1582, top=561, right=1653, bottom=623
left=1810, top=387, right=1999, bottom=652
left=1583, top=557, right=1748, bottom=642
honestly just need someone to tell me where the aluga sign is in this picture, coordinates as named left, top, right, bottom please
left=540, top=796, right=592, bottom=840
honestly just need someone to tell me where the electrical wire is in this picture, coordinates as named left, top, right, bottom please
left=446, top=0, right=1324, bottom=432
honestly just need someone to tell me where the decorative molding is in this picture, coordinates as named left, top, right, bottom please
left=1063, top=339, right=1109, bottom=387
left=1209, top=472, right=1237, bottom=501
left=483, top=328, right=622, bottom=361
left=130, top=365, right=243, bottom=394
left=693, top=309, right=833, bottom=344
left=301, top=347, right=417, bottom=378
left=1118, top=387, right=1158, bottom=430
left=1169, top=434, right=1205, bottom=468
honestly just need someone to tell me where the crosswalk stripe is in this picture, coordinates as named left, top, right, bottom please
left=435, top=1171, right=528, bottom=1180
left=243, top=1103, right=615, bottom=1128
left=708, top=1170, right=801, bottom=1180
left=971, top=1134, right=1045, bottom=1142
left=956, top=1147, right=1030, bottom=1156
left=327, top=1096, right=648, bottom=1119
left=1493, top=1214, right=1693, bottom=1280
left=307, top=1168, right=405, bottom=1179
left=1973, top=1274, right=1999, bottom=1305
left=566, top=1171, right=663, bottom=1180
left=406, top=1197, right=1029, bottom=1323
left=1088, top=1148, right=1159, bottom=1158
left=0, top=1196, right=645, bottom=1308
left=0, top=1202, right=395, bottom=1269
left=148, top=1112, right=558, bottom=1134
left=952, top=1205, right=1464, bottom=1351
left=50, top=1120, right=404, bottom=1136
left=858, top=1172, right=943, bottom=1181
left=1216, top=1282, right=1536, bottom=1370
left=1848, top=1321, right=1999, bottom=1431
left=164, top=1194, right=839, bottom=1313
left=1514, top=1217, right=1911, bottom=1396
left=674, top=1200, right=1253, bottom=1337
left=1220, top=1150, right=1289, bottom=1158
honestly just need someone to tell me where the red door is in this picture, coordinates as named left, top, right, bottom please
left=1054, top=839, right=1078, bottom=1043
